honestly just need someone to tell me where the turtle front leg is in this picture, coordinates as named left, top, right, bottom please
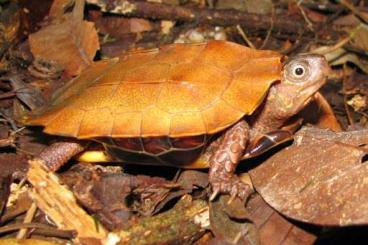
left=209, top=120, right=253, bottom=201
left=38, top=140, right=85, bottom=171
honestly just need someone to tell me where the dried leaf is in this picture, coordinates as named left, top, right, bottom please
left=0, top=153, right=28, bottom=180
left=18, top=0, right=54, bottom=35
left=48, top=0, right=74, bottom=18
left=90, top=11, right=153, bottom=39
left=210, top=197, right=259, bottom=245
left=247, top=195, right=317, bottom=245
left=176, top=170, right=209, bottom=190
left=343, top=71, right=368, bottom=95
left=29, top=0, right=99, bottom=76
left=250, top=126, right=368, bottom=226
left=1, top=74, right=45, bottom=110
left=117, top=195, right=208, bottom=244
left=0, top=175, right=11, bottom=219
left=0, top=2, right=21, bottom=56
left=299, top=92, right=342, bottom=132
left=321, top=47, right=368, bottom=74
left=60, top=164, right=178, bottom=230
left=350, top=24, right=368, bottom=52
left=144, top=170, right=208, bottom=215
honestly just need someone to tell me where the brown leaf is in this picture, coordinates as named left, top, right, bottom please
left=0, top=175, right=11, bottom=219
left=1, top=73, right=45, bottom=110
left=209, top=197, right=259, bottom=245
left=60, top=164, right=178, bottom=230
left=298, top=92, right=342, bottom=132
left=343, top=71, right=368, bottom=95
left=18, top=0, right=54, bottom=36
left=247, top=195, right=317, bottom=245
left=250, top=126, right=368, bottom=226
left=28, top=0, right=99, bottom=76
left=176, top=170, right=209, bottom=190
left=117, top=195, right=208, bottom=244
left=0, top=2, right=21, bottom=53
left=48, top=0, right=74, bottom=19
left=0, top=153, right=28, bottom=180
left=88, top=10, right=153, bottom=40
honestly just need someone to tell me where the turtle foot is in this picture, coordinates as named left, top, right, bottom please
left=209, top=175, right=253, bottom=202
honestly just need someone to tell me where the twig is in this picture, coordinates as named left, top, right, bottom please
left=86, top=0, right=312, bottom=35
left=0, top=222, right=75, bottom=238
left=260, top=6, right=275, bottom=49
left=296, top=0, right=314, bottom=31
left=236, top=25, right=255, bottom=49
left=342, top=65, right=354, bottom=126
left=16, top=202, right=38, bottom=239
left=339, top=0, right=368, bottom=24
left=312, top=24, right=361, bottom=55
left=277, top=1, right=345, bottom=13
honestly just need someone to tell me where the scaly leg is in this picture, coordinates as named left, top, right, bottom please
left=38, top=140, right=85, bottom=171
left=208, top=120, right=253, bottom=201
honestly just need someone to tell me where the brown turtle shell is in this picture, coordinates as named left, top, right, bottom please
left=25, top=41, right=282, bottom=140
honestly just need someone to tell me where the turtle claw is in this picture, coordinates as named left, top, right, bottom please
left=209, top=176, right=253, bottom=202
left=210, top=187, right=220, bottom=201
left=227, top=194, right=237, bottom=205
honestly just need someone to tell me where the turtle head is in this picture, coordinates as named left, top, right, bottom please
left=268, top=54, right=330, bottom=119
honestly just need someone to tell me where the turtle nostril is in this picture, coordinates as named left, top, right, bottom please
left=361, top=153, right=368, bottom=164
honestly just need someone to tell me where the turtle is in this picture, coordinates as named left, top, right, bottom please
left=24, top=40, right=330, bottom=201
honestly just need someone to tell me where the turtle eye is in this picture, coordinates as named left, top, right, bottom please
left=285, top=60, right=311, bottom=83
left=293, top=65, right=305, bottom=77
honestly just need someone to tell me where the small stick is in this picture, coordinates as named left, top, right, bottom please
left=16, top=202, right=37, bottom=239
left=236, top=25, right=255, bottom=49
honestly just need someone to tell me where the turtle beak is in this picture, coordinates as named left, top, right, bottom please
left=297, top=55, right=330, bottom=105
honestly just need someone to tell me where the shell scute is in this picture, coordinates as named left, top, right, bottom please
left=112, top=83, right=163, bottom=113
left=141, top=106, right=171, bottom=136
left=170, top=111, right=206, bottom=136
left=78, top=108, right=113, bottom=138
left=201, top=99, right=244, bottom=133
left=43, top=108, right=85, bottom=137
left=112, top=112, right=142, bottom=137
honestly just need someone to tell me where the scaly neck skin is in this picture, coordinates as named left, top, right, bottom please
left=248, top=85, right=292, bottom=140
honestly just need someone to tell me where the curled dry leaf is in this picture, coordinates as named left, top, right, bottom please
left=343, top=71, right=368, bottom=95
left=1, top=74, right=45, bottom=110
left=298, top=92, right=342, bottom=132
left=28, top=0, right=99, bottom=76
left=60, top=163, right=179, bottom=230
left=209, top=197, right=259, bottom=245
left=250, top=126, right=368, bottom=226
left=247, top=194, right=317, bottom=245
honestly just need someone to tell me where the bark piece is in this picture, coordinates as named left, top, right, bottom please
left=27, top=159, right=107, bottom=244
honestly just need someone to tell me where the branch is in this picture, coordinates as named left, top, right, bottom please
left=86, top=0, right=313, bottom=35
